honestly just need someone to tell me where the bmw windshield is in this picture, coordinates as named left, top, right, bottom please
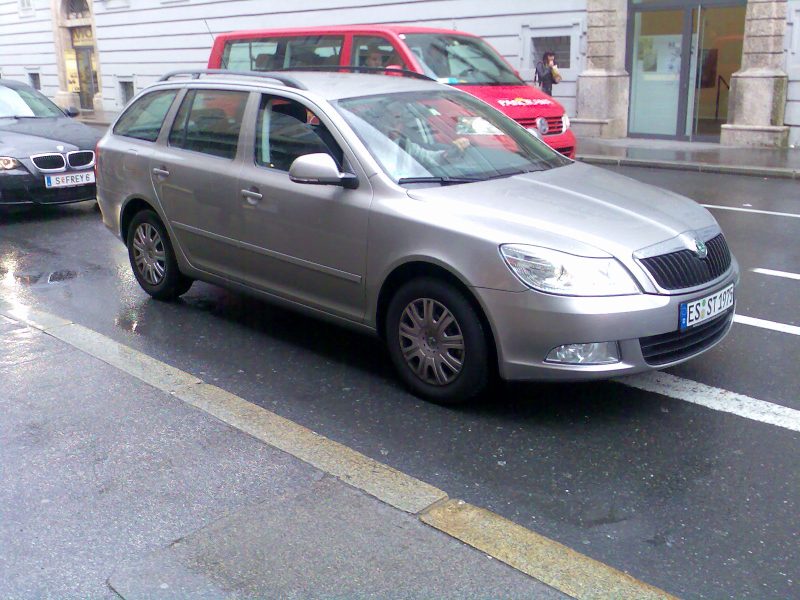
left=334, top=90, right=570, bottom=185
left=0, top=86, right=64, bottom=118
left=402, top=33, right=524, bottom=86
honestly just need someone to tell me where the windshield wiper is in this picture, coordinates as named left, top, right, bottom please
left=1, top=115, right=40, bottom=119
left=398, top=176, right=483, bottom=186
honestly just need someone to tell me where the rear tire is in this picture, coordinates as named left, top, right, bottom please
left=385, top=277, right=489, bottom=404
left=127, top=209, right=192, bottom=300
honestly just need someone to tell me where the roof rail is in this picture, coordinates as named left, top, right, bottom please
left=271, top=65, right=435, bottom=81
left=157, top=69, right=308, bottom=90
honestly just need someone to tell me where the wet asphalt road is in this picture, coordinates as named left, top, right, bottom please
left=1, top=166, right=798, bottom=599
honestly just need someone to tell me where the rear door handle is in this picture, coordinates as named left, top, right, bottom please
left=152, top=167, right=170, bottom=177
left=241, top=189, right=263, bottom=204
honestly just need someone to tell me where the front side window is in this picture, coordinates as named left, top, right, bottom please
left=222, top=36, right=344, bottom=71
left=112, top=89, right=177, bottom=142
left=168, top=89, right=249, bottom=159
left=402, top=34, right=524, bottom=86
left=351, top=35, right=408, bottom=70
left=255, top=95, right=343, bottom=171
left=335, top=90, right=568, bottom=184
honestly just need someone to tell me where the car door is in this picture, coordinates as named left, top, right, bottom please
left=149, top=87, right=251, bottom=276
left=235, top=93, right=371, bottom=322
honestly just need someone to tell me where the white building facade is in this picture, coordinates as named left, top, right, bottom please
left=1, top=0, right=798, bottom=146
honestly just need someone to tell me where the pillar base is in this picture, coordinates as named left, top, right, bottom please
left=53, top=90, right=80, bottom=112
left=575, top=70, right=630, bottom=138
left=92, top=92, right=105, bottom=113
left=720, top=124, right=789, bottom=147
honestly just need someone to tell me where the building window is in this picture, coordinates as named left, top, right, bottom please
left=18, top=0, right=34, bottom=15
left=531, top=36, right=571, bottom=69
left=66, top=0, right=90, bottom=19
left=29, top=73, right=41, bottom=90
left=119, top=80, right=135, bottom=105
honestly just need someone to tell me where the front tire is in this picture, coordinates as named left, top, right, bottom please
left=385, top=277, right=489, bottom=404
left=127, top=210, right=192, bottom=300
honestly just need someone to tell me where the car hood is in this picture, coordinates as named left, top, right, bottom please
left=405, top=162, right=718, bottom=259
left=0, top=117, right=101, bottom=156
left=453, top=84, right=564, bottom=118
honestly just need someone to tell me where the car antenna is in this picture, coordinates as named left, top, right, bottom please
left=203, top=19, right=228, bottom=69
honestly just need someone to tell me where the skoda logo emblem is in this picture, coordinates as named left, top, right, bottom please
left=695, top=238, right=708, bottom=259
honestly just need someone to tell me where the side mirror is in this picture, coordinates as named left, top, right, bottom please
left=63, top=106, right=80, bottom=118
left=385, top=64, right=403, bottom=77
left=289, top=153, right=358, bottom=190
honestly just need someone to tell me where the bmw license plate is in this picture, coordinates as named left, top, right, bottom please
left=44, top=171, right=95, bottom=188
left=680, top=284, right=734, bottom=330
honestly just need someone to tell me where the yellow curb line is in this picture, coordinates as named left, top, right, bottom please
left=422, top=500, right=678, bottom=600
left=0, top=298, right=678, bottom=599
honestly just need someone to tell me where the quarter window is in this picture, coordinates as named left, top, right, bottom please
left=255, top=95, right=342, bottom=171
left=113, top=89, right=178, bottom=142
left=168, top=89, right=249, bottom=160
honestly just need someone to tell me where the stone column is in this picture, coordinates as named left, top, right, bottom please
left=720, top=0, right=789, bottom=147
left=573, top=0, right=630, bottom=138
left=51, top=0, right=80, bottom=111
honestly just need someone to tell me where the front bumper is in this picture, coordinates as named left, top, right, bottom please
left=542, top=129, right=576, bottom=159
left=0, top=169, right=95, bottom=205
left=475, top=263, right=739, bottom=382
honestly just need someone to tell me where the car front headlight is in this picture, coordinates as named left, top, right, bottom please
left=500, top=244, right=640, bottom=296
left=562, top=113, right=571, bottom=133
left=0, top=157, right=21, bottom=170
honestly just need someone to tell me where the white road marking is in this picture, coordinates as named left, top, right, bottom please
left=733, top=314, right=800, bottom=336
left=701, top=204, right=800, bottom=218
left=619, top=372, right=800, bottom=433
left=751, top=268, right=800, bottom=281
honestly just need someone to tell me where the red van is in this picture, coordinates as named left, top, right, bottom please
left=208, top=25, right=576, bottom=158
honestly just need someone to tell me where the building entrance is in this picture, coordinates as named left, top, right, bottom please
left=627, top=1, right=745, bottom=141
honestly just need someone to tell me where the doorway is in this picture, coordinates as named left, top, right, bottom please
left=627, top=1, right=745, bottom=141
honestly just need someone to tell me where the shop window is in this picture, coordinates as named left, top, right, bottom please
left=28, top=73, right=41, bottom=90
left=531, top=36, right=571, bottom=69
left=66, top=0, right=90, bottom=19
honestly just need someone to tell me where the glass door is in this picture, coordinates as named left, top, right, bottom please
left=629, top=10, right=686, bottom=136
left=686, top=5, right=745, bottom=139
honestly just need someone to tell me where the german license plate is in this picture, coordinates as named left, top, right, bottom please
left=44, top=171, right=95, bottom=188
left=680, top=284, right=734, bottom=330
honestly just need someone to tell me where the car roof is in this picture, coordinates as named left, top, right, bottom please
left=156, top=71, right=449, bottom=101
left=215, top=24, right=480, bottom=41
left=0, top=79, right=29, bottom=90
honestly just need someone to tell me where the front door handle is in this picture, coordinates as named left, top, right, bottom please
left=241, top=189, right=263, bottom=204
left=152, top=167, right=170, bottom=177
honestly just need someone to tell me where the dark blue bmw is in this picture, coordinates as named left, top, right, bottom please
left=0, top=79, right=101, bottom=206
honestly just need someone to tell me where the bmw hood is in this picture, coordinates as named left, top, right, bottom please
left=0, top=117, right=101, bottom=157
left=405, top=161, right=719, bottom=259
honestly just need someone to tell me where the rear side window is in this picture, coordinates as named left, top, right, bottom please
left=351, top=35, right=408, bottom=70
left=168, top=89, right=249, bottom=160
left=221, top=36, right=344, bottom=71
left=113, top=89, right=178, bottom=142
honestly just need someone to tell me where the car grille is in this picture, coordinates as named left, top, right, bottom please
left=640, top=234, right=731, bottom=291
left=517, top=116, right=564, bottom=135
left=640, top=310, right=733, bottom=366
left=67, top=150, right=94, bottom=168
left=31, top=153, right=66, bottom=171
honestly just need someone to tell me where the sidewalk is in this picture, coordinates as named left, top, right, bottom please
left=0, top=307, right=569, bottom=599
left=79, top=110, right=799, bottom=179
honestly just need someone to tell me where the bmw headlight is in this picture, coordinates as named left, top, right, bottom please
left=562, top=113, right=570, bottom=133
left=0, top=157, right=21, bottom=170
left=500, top=244, right=640, bottom=296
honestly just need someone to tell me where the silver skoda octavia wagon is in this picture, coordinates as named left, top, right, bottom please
left=96, top=70, right=739, bottom=403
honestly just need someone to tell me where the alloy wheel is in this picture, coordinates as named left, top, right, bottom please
left=132, top=222, right=166, bottom=286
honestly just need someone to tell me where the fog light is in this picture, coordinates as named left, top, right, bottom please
left=546, top=342, right=620, bottom=365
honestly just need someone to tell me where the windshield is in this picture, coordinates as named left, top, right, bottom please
left=334, top=90, right=569, bottom=185
left=402, top=34, right=525, bottom=86
left=0, top=86, right=64, bottom=118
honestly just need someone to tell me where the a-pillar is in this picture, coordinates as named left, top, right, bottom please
left=572, top=0, right=630, bottom=138
left=720, top=0, right=789, bottom=147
